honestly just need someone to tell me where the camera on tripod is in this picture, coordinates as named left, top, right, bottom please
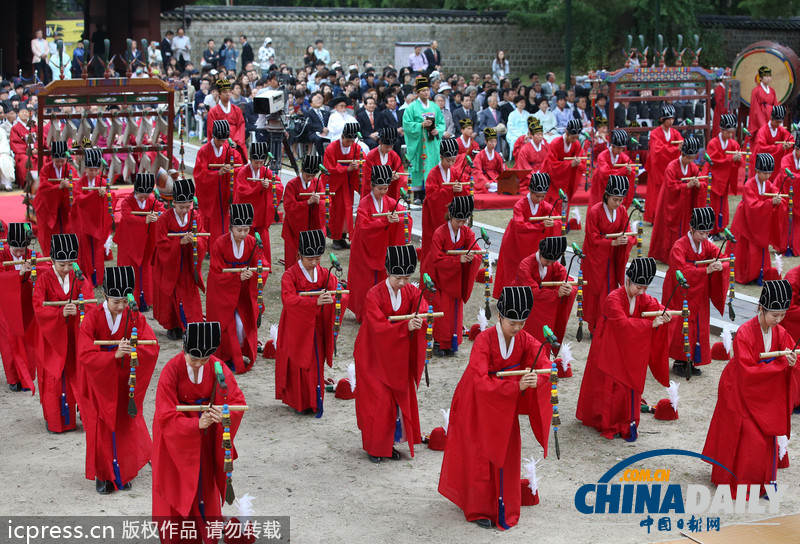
left=254, top=89, right=285, bottom=116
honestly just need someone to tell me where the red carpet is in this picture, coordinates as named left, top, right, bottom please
left=474, top=181, right=647, bottom=211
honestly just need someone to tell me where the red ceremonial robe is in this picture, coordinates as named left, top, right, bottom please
left=354, top=282, right=427, bottom=457
left=512, top=139, right=549, bottom=192
left=438, top=327, right=552, bottom=530
left=233, top=163, right=283, bottom=269
left=152, top=209, right=208, bottom=331
left=194, top=141, right=245, bottom=243
left=152, top=353, right=245, bottom=541
left=420, top=164, right=470, bottom=258
left=323, top=140, right=362, bottom=240
left=587, top=149, right=636, bottom=210
left=493, top=196, right=560, bottom=298
left=0, top=246, right=39, bottom=391
left=76, top=305, right=158, bottom=484
left=748, top=84, right=777, bottom=134
left=711, top=81, right=728, bottom=138
left=9, top=121, right=40, bottom=185
left=706, top=134, right=743, bottom=234
left=32, top=266, right=96, bottom=432
left=347, top=194, right=408, bottom=322
left=33, top=162, right=78, bottom=257
left=423, top=223, right=481, bottom=350
left=702, top=317, right=798, bottom=498
left=542, top=135, right=586, bottom=213
left=576, top=288, right=673, bottom=439
left=206, top=102, right=247, bottom=159
left=206, top=234, right=263, bottom=374
left=116, top=193, right=166, bottom=309
left=749, top=123, right=792, bottom=182
left=643, top=126, right=682, bottom=223
left=514, top=253, right=577, bottom=348
left=776, top=152, right=800, bottom=254
left=781, top=265, right=800, bottom=409
left=360, top=147, right=405, bottom=199
left=280, top=175, right=326, bottom=267
left=472, top=147, right=505, bottom=194
left=663, top=235, right=730, bottom=366
left=71, top=174, right=115, bottom=286
left=730, top=177, right=787, bottom=284
left=454, top=135, right=481, bottom=176
left=275, top=263, right=340, bottom=413
left=581, top=203, right=635, bottom=331
left=649, top=159, right=706, bottom=263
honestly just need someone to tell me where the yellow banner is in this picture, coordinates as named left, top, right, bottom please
left=46, top=19, right=85, bottom=58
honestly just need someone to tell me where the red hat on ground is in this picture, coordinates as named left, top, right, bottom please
left=654, top=381, right=680, bottom=420
left=428, top=427, right=447, bottom=451
left=261, top=339, right=276, bottom=359
left=711, top=341, right=729, bottom=361
left=520, top=479, right=540, bottom=506
left=335, top=378, right=355, bottom=400
left=555, top=357, right=573, bottom=378
left=468, top=323, right=481, bottom=340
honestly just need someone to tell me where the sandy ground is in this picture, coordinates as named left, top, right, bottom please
left=1, top=200, right=799, bottom=544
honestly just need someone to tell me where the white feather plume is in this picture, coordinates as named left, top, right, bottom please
left=410, top=281, right=419, bottom=288
left=630, top=220, right=640, bottom=234
left=570, top=206, right=581, bottom=224
left=347, top=362, right=356, bottom=392
left=441, top=408, right=450, bottom=434
left=477, top=308, right=488, bottom=331
left=523, top=457, right=542, bottom=495
left=721, top=328, right=733, bottom=355
left=233, top=493, right=255, bottom=519
left=269, top=323, right=278, bottom=344
left=778, top=435, right=789, bottom=460
left=667, top=380, right=680, bottom=412
left=559, top=341, right=574, bottom=371
left=104, top=234, right=114, bottom=256
left=773, top=252, right=783, bottom=277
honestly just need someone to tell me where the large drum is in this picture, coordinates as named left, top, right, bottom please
left=732, top=41, right=800, bottom=106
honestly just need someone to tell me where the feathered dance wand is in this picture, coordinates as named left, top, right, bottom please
left=566, top=243, right=586, bottom=341
left=479, top=227, right=493, bottom=319
left=543, top=325, right=562, bottom=459
left=414, top=273, right=437, bottom=387
left=211, top=361, right=236, bottom=505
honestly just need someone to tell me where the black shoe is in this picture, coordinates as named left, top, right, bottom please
left=224, top=360, right=236, bottom=372
left=8, top=382, right=22, bottom=392
left=139, top=304, right=150, bottom=312
left=95, top=479, right=114, bottom=495
left=338, top=238, right=350, bottom=249
left=121, top=482, right=131, bottom=491
left=672, top=361, right=688, bottom=377
left=166, top=328, right=182, bottom=340
left=368, top=454, right=382, bottom=464
left=475, top=519, right=493, bottom=529
left=390, top=448, right=402, bottom=461
left=691, top=366, right=702, bottom=376
left=332, top=240, right=344, bottom=250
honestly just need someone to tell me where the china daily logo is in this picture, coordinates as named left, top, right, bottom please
left=574, top=449, right=788, bottom=517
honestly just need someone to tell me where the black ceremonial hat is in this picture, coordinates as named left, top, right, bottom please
left=448, top=195, right=474, bottom=219
left=565, top=119, right=582, bottom=135
left=342, top=122, right=359, bottom=140
left=529, top=172, right=551, bottom=193
left=690, top=207, right=715, bottom=232
left=51, top=140, right=69, bottom=159
left=103, top=266, right=135, bottom=298
left=771, top=105, right=786, bottom=120
left=755, top=153, right=775, bottom=173
left=497, top=286, right=534, bottom=321
left=539, top=236, right=567, bottom=262
left=183, top=321, right=222, bottom=358
left=212, top=120, right=230, bottom=139
left=610, top=130, right=628, bottom=148
left=172, top=178, right=195, bottom=203
left=51, top=233, right=79, bottom=261
left=230, top=203, right=254, bottom=227
left=440, top=137, right=459, bottom=158
left=660, top=105, right=675, bottom=121
left=380, top=127, right=398, bottom=145
left=682, top=137, right=700, bottom=156
left=7, top=223, right=31, bottom=248
left=302, top=155, right=322, bottom=174
left=719, top=114, right=737, bottom=130
left=134, top=173, right=156, bottom=194
left=605, top=175, right=629, bottom=197
left=250, top=141, right=269, bottom=161
left=371, top=165, right=392, bottom=186
left=299, top=229, right=326, bottom=257
left=759, top=280, right=792, bottom=311
left=84, top=148, right=103, bottom=168
left=626, top=257, right=657, bottom=286
left=385, top=245, right=417, bottom=276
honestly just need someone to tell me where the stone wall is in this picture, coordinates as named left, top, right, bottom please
left=161, top=6, right=564, bottom=76
left=718, top=29, right=800, bottom=61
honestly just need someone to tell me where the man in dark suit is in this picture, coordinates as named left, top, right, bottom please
left=240, top=35, right=254, bottom=68
left=377, top=93, right=405, bottom=155
left=161, top=31, right=174, bottom=67
left=304, top=91, right=331, bottom=155
left=423, top=40, right=442, bottom=73
left=477, top=92, right=506, bottom=154
left=356, top=96, right=380, bottom=149
left=452, top=94, right=478, bottom=137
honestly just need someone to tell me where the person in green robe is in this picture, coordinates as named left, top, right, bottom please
left=402, top=75, right=446, bottom=203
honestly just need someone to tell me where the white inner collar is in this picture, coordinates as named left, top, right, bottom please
left=603, top=202, right=617, bottom=223
left=718, top=133, right=729, bottom=150
left=662, top=126, right=672, bottom=141
left=103, top=301, right=122, bottom=334
left=379, top=151, right=389, bottom=165
left=495, top=322, right=514, bottom=360
left=339, top=141, right=351, bottom=154
left=439, top=164, right=451, bottom=183
left=536, top=251, right=548, bottom=279
left=57, top=271, right=70, bottom=294
left=686, top=232, right=701, bottom=254
left=761, top=82, right=771, bottom=95
left=385, top=278, right=402, bottom=311
left=231, top=233, right=244, bottom=259
left=186, top=362, right=204, bottom=385
left=174, top=209, right=189, bottom=227
left=485, top=148, right=495, bottom=161
left=527, top=194, right=540, bottom=216
left=219, top=101, right=231, bottom=114
left=211, top=140, right=224, bottom=158
left=299, top=261, right=318, bottom=283
left=448, top=222, right=461, bottom=243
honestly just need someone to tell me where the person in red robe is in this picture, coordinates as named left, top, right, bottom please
left=583, top=117, right=609, bottom=166
left=493, top=173, right=561, bottom=298
left=439, top=286, right=553, bottom=530
left=359, top=127, right=406, bottom=200
left=663, top=207, right=731, bottom=377
left=587, top=129, right=636, bottom=210
left=703, top=280, right=798, bottom=499
left=581, top=175, right=636, bottom=332
left=33, top=141, right=77, bottom=257
left=347, top=165, right=409, bottom=322
left=731, top=153, right=788, bottom=284
left=70, top=148, right=113, bottom=286
left=454, top=119, right=480, bottom=174
left=276, top=230, right=340, bottom=415
left=32, top=234, right=96, bottom=433
left=643, top=106, right=682, bottom=223
left=323, top=122, right=362, bottom=249
left=354, top=245, right=427, bottom=462
left=513, top=236, right=577, bottom=348
left=780, top=265, right=800, bottom=410
left=776, top=135, right=800, bottom=255
left=542, top=118, right=586, bottom=213
left=512, top=117, right=549, bottom=193
left=152, top=321, right=246, bottom=541
left=472, top=128, right=505, bottom=194
left=706, top=114, right=743, bottom=235
left=206, top=79, right=247, bottom=160
left=423, top=195, right=481, bottom=356
left=711, top=79, right=729, bottom=139
left=748, top=66, right=778, bottom=135
left=0, top=223, right=39, bottom=392
left=206, top=204, right=263, bottom=374
left=233, top=141, right=282, bottom=269
left=193, top=120, right=245, bottom=243
left=9, top=104, right=40, bottom=186
left=76, top=266, right=159, bottom=494
left=649, top=137, right=707, bottom=263
left=116, top=173, right=165, bottom=311
left=281, top=155, right=326, bottom=267
left=420, top=137, right=469, bottom=258
left=576, top=258, right=675, bottom=440
left=152, top=179, right=208, bottom=340
left=749, top=105, right=792, bottom=183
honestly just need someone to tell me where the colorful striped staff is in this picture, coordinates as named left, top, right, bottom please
left=356, top=143, right=364, bottom=193
left=228, top=153, right=236, bottom=205
left=637, top=221, right=644, bottom=258
left=333, top=281, right=342, bottom=355
left=479, top=227, right=492, bottom=319
left=743, top=141, right=751, bottom=181
left=682, top=299, right=692, bottom=380
left=256, top=258, right=264, bottom=320
left=576, top=269, right=585, bottom=341
left=127, top=325, right=139, bottom=417
left=425, top=304, right=434, bottom=387
left=704, top=152, right=713, bottom=207
left=68, top=171, right=74, bottom=206
left=222, top=403, right=234, bottom=503
left=400, top=188, right=411, bottom=244
left=106, top=177, right=115, bottom=231
left=78, top=293, right=86, bottom=326
left=785, top=168, right=796, bottom=257
left=467, top=155, right=475, bottom=195
left=179, top=98, right=186, bottom=176
left=728, top=255, right=736, bottom=320
left=30, top=250, right=38, bottom=288
left=543, top=325, right=562, bottom=458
